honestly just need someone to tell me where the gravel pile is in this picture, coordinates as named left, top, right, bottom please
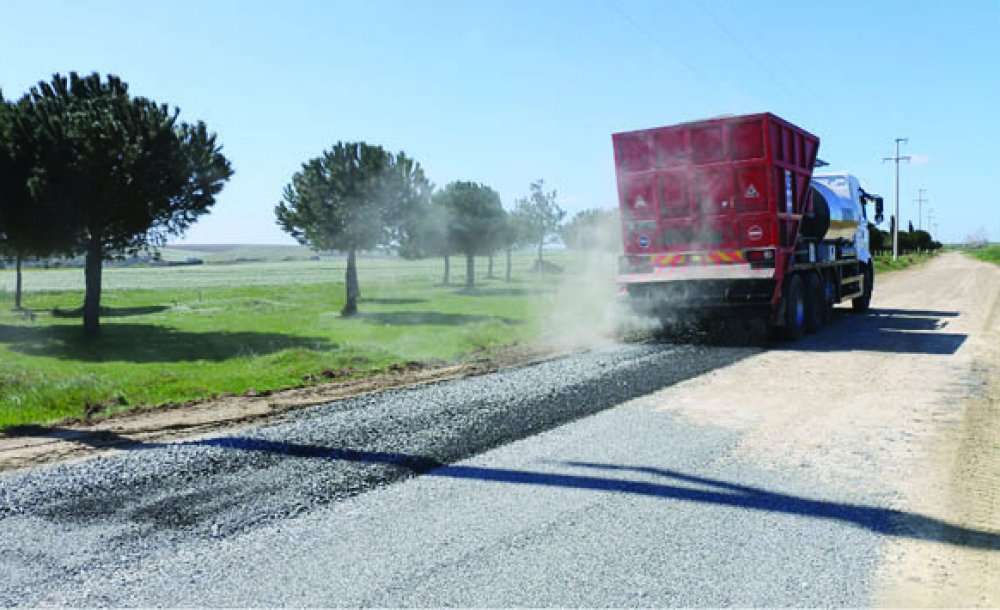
left=0, top=342, right=753, bottom=603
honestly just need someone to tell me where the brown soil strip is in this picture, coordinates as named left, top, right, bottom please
left=0, top=344, right=561, bottom=473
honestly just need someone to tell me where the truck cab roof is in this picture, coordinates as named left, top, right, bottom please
left=812, top=171, right=861, bottom=202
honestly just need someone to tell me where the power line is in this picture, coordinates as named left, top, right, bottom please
left=914, top=188, right=928, bottom=231
left=605, top=0, right=752, bottom=108
left=693, top=1, right=800, bottom=105
left=883, top=138, right=911, bottom=261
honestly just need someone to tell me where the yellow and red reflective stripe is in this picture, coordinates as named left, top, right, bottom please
left=650, top=250, right=747, bottom=267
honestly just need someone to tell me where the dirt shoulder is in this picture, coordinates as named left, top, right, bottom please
left=0, top=345, right=558, bottom=473
left=874, top=253, right=1000, bottom=606
left=643, top=252, right=999, bottom=606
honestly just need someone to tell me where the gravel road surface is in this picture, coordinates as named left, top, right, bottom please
left=2, top=252, right=998, bottom=606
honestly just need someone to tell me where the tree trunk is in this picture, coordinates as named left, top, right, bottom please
left=443, top=255, right=450, bottom=285
left=487, top=254, right=495, bottom=279
left=505, top=247, right=512, bottom=282
left=465, top=253, right=475, bottom=289
left=83, top=239, right=103, bottom=337
left=14, top=254, right=23, bottom=310
left=342, top=249, right=359, bottom=316
left=537, top=240, right=544, bottom=271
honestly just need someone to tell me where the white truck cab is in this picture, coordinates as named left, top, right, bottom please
left=810, top=171, right=884, bottom=265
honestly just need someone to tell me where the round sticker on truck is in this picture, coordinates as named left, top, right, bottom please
left=747, top=225, right=764, bottom=241
left=638, top=235, right=650, bottom=248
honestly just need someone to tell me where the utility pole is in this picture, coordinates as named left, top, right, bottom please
left=926, top=207, right=935, bottom=237
left=883, top=138, right=911, bottom=261
left=914, top=188, right=928, bottom=231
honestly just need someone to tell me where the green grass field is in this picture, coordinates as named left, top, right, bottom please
left=873, top=251, right=937, bottom=274
left=0, top=252, right=599, bottom=429
left=969, top=245, right=1000, bottom=266
left=0, top=245, right=931, bottom=429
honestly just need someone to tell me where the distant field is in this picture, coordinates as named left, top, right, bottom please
left=0, top=251, right=611, bottom=428
left=157, top=244, right=320, bottom=263
left=0, top=253, right=552, bottom=293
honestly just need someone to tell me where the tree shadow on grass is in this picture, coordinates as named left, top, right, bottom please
left=356, top=311, right=522, bottom=326
left=51, top=305, right=170, bottom=318
left=359, top=297, right=428, bottom=306
left=0, top=323, right=336, bottom=363
left=455, top=287, right=554, bottom=298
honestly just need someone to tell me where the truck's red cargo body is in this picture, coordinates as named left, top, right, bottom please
left=613, top=113, right=818, bottom=266
left=613, top=113, right=879, bottom=336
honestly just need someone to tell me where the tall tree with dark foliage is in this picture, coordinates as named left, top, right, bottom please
left=434, top=181, right=506, bottom=289
left=11, top=73, right=233, bottom=335
left=276, top=142, right=430, bottom=315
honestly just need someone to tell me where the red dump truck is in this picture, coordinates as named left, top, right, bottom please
left=614, top=113, right=884, bottom=339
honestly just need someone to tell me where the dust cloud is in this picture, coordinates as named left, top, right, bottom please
left=534, top=210, right=661, bottom=351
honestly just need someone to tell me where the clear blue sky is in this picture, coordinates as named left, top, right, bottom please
left=2, top=0, right=997, bottom=244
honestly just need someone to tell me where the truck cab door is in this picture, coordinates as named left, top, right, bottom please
left=850, top=177, right=872, bottom=264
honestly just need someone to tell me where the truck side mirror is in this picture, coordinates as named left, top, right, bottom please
left=874, top=197, right=884, bottom=224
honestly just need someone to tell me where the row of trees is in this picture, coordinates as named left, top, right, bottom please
left=276, top=143, right=571, bottom=315
left=869, top=220, right=943, bottom=254
left=2, top=74, right=615, bottom=329
left=0, top=73, right=233, bottom=335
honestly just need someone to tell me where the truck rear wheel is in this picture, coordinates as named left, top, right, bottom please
left=804, top=273, right=824, bottom=333
left=781, top=274, right=806, bottom=340
left=852, top=263, right=873, bottom=312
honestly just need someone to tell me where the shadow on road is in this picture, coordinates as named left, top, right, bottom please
left=656, top=307, right=968, bottom=355
left=8, top=427, right=996, bottom=552
left=184, top=438, right=996, bottom=551
left=791, top=307, right=967, bottom=355
left=3, top=425, right=141, bottom=448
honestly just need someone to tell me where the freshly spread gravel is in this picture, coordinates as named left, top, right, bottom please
left=0, top=342, right=753, bottom=604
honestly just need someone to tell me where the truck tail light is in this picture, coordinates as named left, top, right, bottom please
left=745, top=248, right=775, bottom=268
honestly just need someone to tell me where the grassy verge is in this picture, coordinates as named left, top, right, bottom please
left=0, top=255, right=571, bottom=429
left=873, top=251, right=937, bottom=274
left=969, top=245, right=1000, bottom=266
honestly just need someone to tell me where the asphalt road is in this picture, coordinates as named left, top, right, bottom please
left=1, top=342, right=754, bottom=605
left=2, top=252, right=998, bottom=606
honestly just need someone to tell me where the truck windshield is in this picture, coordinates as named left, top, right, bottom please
left=812, top=175, right=851, bottom=199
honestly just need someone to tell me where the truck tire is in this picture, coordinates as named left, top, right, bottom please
left=781, top=274, right=806, bottom=340
left=804, top=273, right=824, bottom=333
left=852, top=263, right=873, bottom=312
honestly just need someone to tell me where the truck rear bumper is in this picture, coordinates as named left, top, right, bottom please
left=619, top=274, right=776, bottom=315
left=618, top=263, right=775, bottom=283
